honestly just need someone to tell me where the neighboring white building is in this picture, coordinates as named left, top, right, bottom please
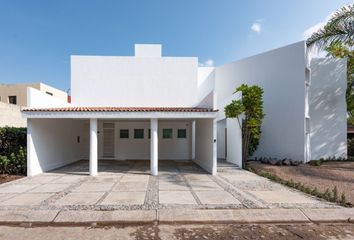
left=22, top=42, right=347, bottom=177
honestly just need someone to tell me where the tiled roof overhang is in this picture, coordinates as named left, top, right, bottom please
left=22, top=107, right=217, bottom=113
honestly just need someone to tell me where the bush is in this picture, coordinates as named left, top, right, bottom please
left=0, top=127, right=27, bottom=175
left=348, top=138, right=354, bottom=157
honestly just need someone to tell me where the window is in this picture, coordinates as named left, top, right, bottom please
left=148, top=129, right=151, bottom=139
left=120, top=129, right=129, bottom=138
left=134, top=129, right=144, bottom=139
left=8, top=96, right=17, bottom=105
left=163, top=128, right=173, bottom=139
left=46, top=91, right=53, bottom=96
left=177, top=129, right=187, bottom=138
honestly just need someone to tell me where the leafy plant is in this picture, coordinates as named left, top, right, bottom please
left=224, top=84, right=265, bottom=168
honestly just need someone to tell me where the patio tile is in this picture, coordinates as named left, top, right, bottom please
left=222, top=173, right=262, bottom=182
left=0, top=184, right=40, bottom=193
left=29, top=183, right=71, bottom=193
left=51, top=175, right=86, bottom=183
left=184, top=174, right=213, bottom=182
left=248, top=190, right=320, bottom=204
left=159, top=182, right=189, bottom=191
left=189, top=181, right=222, bottom=191
left=100, top=192, right=146, bottom=205
left=0, top=194, right=16, bottom=202
left=195, top=191, right=241, bottom=205
left=113, top=181, right=148, bottom=192
left=53, top=192, right=104, bottom=205
left=21, top=176, right=61, bottom=184
left=0, top=193, right=52, bottom=206
left=159, top=191, right=197, bottom=205
left=72, top=182, right=115, bottom=192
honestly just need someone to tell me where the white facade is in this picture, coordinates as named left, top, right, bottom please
left=23, top=42, right=347, bottom=177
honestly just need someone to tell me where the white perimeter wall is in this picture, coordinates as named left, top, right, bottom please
left=0, top=102, right=26, bottom=127
left=27, top=87, right=71, bottom=108
left=98, top=120, right=192, bottom=160
left=194, top=118, right=216, bottom=174
left=309, top=58, right=347, bottom=159
left=71, top=56, right=198, bottom=107
left=27, top=119, right=88, bottom=176
left=215, top=41, right=307, bottom=161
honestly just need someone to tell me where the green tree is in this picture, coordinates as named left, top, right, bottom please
left=224, top=84, right=265, bottom=168
left=306, top=4, right=353, bottom=49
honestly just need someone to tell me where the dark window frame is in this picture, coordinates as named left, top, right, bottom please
left=162, top=128, right=173, bottom=139
left=8, top=96, right=17, bottom=105
left=119, top=129, right=129, bottom=139
left=134, top=129, right=144, bottom=139
left=177, top=129, right=187, bottom=138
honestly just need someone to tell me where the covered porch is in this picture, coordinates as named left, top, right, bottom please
left=23, top=107, right=218, bottom=177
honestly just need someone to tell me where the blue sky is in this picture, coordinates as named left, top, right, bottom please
left=0, top=0, right=352, bottom=92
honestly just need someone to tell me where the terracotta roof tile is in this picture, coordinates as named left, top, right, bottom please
left=22, top=107, right=218, bottom=113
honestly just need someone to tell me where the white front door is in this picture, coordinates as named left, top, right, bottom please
left=103, top=122, right=115, bottom=158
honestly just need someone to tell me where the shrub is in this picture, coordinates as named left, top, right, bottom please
left=0, top=127, right=27, bottom=175
left=348, top=138, right=354, bottom=157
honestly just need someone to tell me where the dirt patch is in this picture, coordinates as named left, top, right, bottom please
left=0, top=174, right=23, bottom=185
left=248, top=161, right=354, bottom=205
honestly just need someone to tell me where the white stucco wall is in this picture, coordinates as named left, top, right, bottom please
left=194, top=118, right=217, bottom=174
left=0, top=102, right=26, bottom=127
left=98, top=120, right=192, bottom=160
left=27, top=119, right=88, bottom=176
left=71, top=54, right=198, bottom=107
left=309, top=58, right=347, bottom=159
left=215, top=41, right=307, bottom=161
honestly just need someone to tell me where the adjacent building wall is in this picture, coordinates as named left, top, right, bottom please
left=215, top=41, right=307, bottom=161
left=309, top=58, right=347, bottom=159
left=27, top=119, right=88, bottom=176
left=0, top=102, right=26, bottom=127
left=0, top=83, right=67, bottom=107
left=27, top=87, right=71, bottom=108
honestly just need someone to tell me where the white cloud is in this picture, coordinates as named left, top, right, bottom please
left=251, top=22, right=262, bottom=33
left=198, top=59, right=214, bottom=67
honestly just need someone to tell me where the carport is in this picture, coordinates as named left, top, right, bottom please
left=23, top=107, right=218, bottom=177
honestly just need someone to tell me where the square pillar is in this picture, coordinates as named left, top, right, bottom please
left=90, top=118, right=98, bottom=176
left=150, top=118, right=158, bottom=176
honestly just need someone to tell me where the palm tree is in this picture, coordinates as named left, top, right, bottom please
left=307, top=4, right=354, bottom=49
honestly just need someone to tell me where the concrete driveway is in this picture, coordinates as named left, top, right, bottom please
left=0, top=160, right=337, bottom=211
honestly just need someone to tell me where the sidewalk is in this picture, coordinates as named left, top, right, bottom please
left=0, top=208, right=353, bottom=226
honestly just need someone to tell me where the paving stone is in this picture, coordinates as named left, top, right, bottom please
left=100, top=192, right=146, bottom=205
left=53, top=192, right=105, bottom=205
left=158, top=208, right=310, bottom=223
left=21, top=176, right=61, bottom=184
left=222, top=173, right=263, bottom=182
left=158, top=174, right=184, bottom=182
left=159, top=182, right=190, bottom=191
left=120, top=174, right=150, bottom=182
left=0, top=210, right=59, bottom=223
left=54, top=210, right=155, bottom=223
left=159, top=191, right=197, bottom=205
left=195, top=191, right=241, bottom=205
left=249, top=190, right=320, bottom=204
left=184, top=174, right=213, bottom=182
left=29, top=183, right=71, bottom=193
left=0, top=193, right=52, bottom=206
left=189, top=181, right=222, bottom=191
left=72, top=182, right=115, bottom=192
left=0, top=194, right=16, bottom=202
left=302, top=208, right=354, bottom=222
left=112, top=181, right=148, bottom=192
left=52, top=175, right=86, bottom=183
left=0, top=184, right=41, bottom=193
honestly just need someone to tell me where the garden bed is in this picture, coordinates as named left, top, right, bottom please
left=0, top=174, right=23, bottom=184
left=247, top=160, right=354, bottom=206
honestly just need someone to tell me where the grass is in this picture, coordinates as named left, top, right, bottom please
left=247, top=165, right=352, bottom=207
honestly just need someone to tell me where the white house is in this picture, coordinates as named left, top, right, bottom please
left=22, top=42, right=347, bottom=177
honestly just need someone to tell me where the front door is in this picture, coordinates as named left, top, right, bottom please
left=103, top=122, right=115, bottom=158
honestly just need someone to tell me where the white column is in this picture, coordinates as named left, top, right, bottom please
left=191, top=120, right=196, bottom=160
left=90, top=118, right=98, bottom=176
left=150, top=118, right=158, bottom=176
